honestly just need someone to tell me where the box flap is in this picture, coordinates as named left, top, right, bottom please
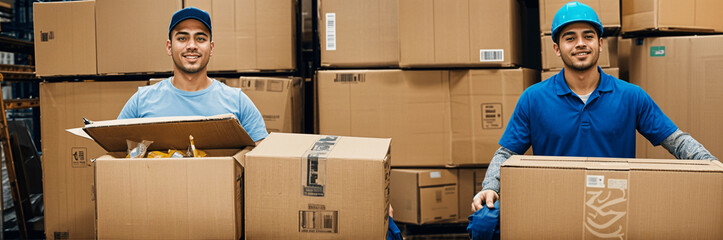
left=80, top=114, right=254, bottom=152
left=503, top=156, right=723, bottom=172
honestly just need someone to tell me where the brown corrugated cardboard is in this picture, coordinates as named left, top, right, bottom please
left=33, top=1, right=97, bottom=76
left=95, top=150, right=247, bottom=239
left=539, top=0, right=620, bottom=34
left=244, top=133, right=391, bottom=239
left=457, top=168, right=486, bottom=221
left=630, top=35, right=722, bottom=159
left=541, top=35, right=616, bottom=70
left=317, top=69, right=452, bottom=166
left=73, top=115, right=253, bottom=239
left=185, top=0, right=296, bottom=71
left=541, top=67, right=619, bottom=81
left=398, top=0, right=521, bottom=67
left=95, top=0, right=181, bottom=75
left=40, top=81, right=148, bottom=240
left=501, top=155, right=723, bottom=239
left=622, top=0, right=723, bottom=34
left=318, top=69, right=537, bottom=166
left=226, top=77, right=304, bottom=133
left=449, top=68, right=539, bottom=165
left=318, top=0, right=400, bottom=67
left=390, top=169, right=458, bottom=224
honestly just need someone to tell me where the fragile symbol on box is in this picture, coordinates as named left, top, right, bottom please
left=71, top=147, right=87, bottom=168
left=481, top=103, right=502, bottom=129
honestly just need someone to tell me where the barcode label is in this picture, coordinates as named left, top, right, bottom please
left=480, top=49, right=504, bottom=62
left=608, top=179, right=628, bottom=190
left=429, top=171, right=441, bottom=178
left=334, top=73, right=365, bottom=83
left=586, top=175, right=605, bottom=188
left=326, top=13, right=336, bottom=51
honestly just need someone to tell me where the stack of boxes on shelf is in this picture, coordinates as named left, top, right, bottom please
left=34, top=0, right=306, bottom=239
left=316, top=0, right=540, bottom=224
left=622, top=0, right=723, bottom=160
left=538, top=0, right=623, bottom=80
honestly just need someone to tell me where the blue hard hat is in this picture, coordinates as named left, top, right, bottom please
left=551, top=1, right=603, bottom=43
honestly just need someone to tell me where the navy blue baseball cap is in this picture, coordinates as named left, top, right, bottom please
left=168, top=7, right=212, bottom=39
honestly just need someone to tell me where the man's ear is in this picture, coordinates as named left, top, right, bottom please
left=553, top=42, right=561, bottom=57
left=210, top=40, right=214, bottom=57
left=166, top=39, right=172, bottom=56
left=598, top=37, right=604, bottom=52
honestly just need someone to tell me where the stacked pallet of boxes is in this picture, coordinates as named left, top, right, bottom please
left=316, top=0, right=540, bottom=225
left=34, top=0, right=302, bottom=238
left=538, top=0, right=622, bottom=81
left=621, top=0, right=723, bottom=160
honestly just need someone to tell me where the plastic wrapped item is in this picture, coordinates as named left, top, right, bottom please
left=126, top=140, right=154, bottom=158
left=147, top=150, right=185, bottom=158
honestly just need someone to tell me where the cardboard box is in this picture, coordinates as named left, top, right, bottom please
left=449, top=68, right=538, bottom=165
left=617, top=36, right=632, bottom=81
left=390, top=169, right=458, bottom=224
left=317, top=69, right=452, bottom=166
left=244, top=133, right=391, bottom=239
left=622, top=0, right=723, bottom=34
left=33, top=1, right=97, bottom=76
left=539, top=0, right=620, bottom=34
left=72, top=114, right=254, bottom=239
left=318, top=69, right=537, bottom=166
left=398, top=0, right=521, bottom=67
left=225, top=77, right=304, bottom=133
left=541, top=67, right=619, bottom=81
left=96, top=0, right=181, bottom=75
left=40, top=81, right=148, bottom=240
left=318, top=0, right=400, bottom=67
left=541, top=35, right=617, bottom=70
left=185, top=0, right=296, bottom=71
left=501, top=155, right=723, bottom=239
left=457, top=168, right=486, bottom=221
left=630, top=35, right=723, bottom=159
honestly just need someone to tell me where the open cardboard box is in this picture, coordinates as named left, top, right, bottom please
left=68, top=114, right=254, bottom=239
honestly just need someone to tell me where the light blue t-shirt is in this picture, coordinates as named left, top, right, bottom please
left=118, top=77, right=268, bottom=142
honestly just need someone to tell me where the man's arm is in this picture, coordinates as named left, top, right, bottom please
left=660, top=129, right=718, bottom=161
left=472, top=146, right=516, bottom=211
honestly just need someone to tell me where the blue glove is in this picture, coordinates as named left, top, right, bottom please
left=387, top=216, right=402, bottom=240
left=467, top=201, right=500, bottom=240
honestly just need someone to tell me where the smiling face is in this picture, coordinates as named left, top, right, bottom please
left=553, top=22, right=603, bottom=72
left=166, top=19, right=214, bottom=74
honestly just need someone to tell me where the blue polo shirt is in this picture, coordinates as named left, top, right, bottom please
left=499, top=67, right=677, bottom=158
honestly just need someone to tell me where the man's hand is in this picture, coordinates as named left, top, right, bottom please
left=471, top=190, right=499, bottom=212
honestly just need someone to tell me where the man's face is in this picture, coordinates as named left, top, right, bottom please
left=166, top=19, right=213, bottom=74
left=553, top=22, right=602, bottom=72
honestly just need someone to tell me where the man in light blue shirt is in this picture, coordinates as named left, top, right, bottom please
left=118, top=7, right=268, bottom=143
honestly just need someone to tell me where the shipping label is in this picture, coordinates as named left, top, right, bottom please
left=481, top=103, right=503, bottom=129
left=299, top=204, right=338, bottom=233
left=301, top=136, right=339, bottom=197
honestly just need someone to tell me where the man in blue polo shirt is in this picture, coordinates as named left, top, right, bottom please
left=468, top=2, right=718, bottom=238
left=118, top=7, right=268, bottom=143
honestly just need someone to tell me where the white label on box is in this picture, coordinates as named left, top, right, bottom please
left=429, top=171, right=442, bottom=178
left=586, top=175, right=605, bottom=188
left=325, top=13, right=336, bottom=51
left=480, top=49, right=504, bottom=62
left=607, top=179, right=628, bottom=190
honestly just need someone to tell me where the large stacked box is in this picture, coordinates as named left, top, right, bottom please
left=316, top=0, right=539, bottom=224
left=538, top=0, right=622, bottom=80
left=621, top=0, right=723, bottom=158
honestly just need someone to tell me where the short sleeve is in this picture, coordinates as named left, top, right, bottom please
left=635, top=88, right=677, bottom=146
left=498, top=90, right=532, bottom=154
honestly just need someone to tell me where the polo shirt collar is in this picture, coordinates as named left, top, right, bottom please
left=554, top=66, right=613, bottom=96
